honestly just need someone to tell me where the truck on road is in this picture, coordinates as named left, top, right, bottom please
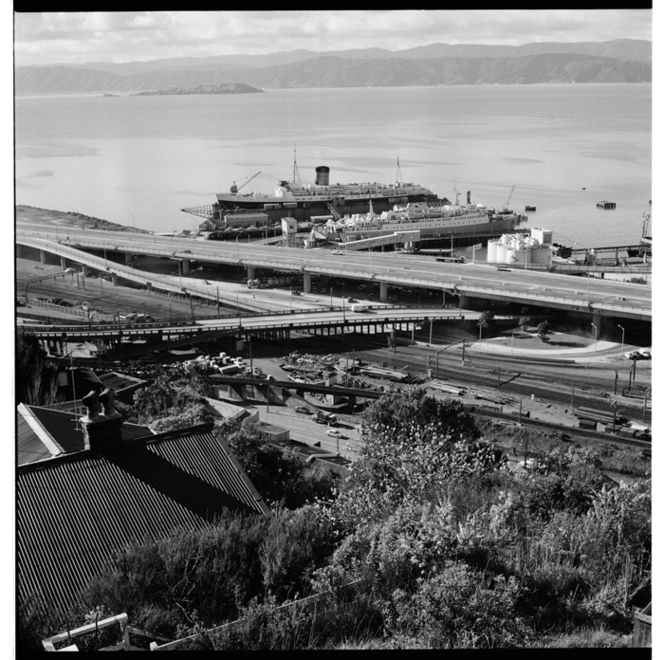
left=314, top=410, right=338, bottom=426
left=351, top=304, right=368, bottom=313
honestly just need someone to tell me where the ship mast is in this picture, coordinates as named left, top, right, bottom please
left=395, top=155, right=403, bottom=186
left=293, top=147, right=302, bottom=186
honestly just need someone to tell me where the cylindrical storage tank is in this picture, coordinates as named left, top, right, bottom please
left=504, top=246, right=516, bottom=263
left=316, top=166, right=330, bottom=186
left=487, top=240, right=498, bottom=263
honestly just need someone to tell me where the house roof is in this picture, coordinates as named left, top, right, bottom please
left=17, top=422, right=268, bottom=617
left=98, top=371, right=147, bottom=393
left=16, top=404, right=152, bottom=465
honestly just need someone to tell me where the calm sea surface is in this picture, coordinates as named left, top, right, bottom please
left=15, top=84, right=651, bottom=248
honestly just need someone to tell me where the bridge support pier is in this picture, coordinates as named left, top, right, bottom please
left=112, top=274, right=119, bottom=286
left=247, top=266, right=255, bottom=280
left=17, top=244, right=24, bottom=258
left=591, top=313, right=606, bottom=339
left=60, top=257, right=68, bottom=269
left=81, top=264, right=89, bottom=277
left=459, top=295, right=486, bottom=311
left=182, top=259, right=191, bottom=276
left=146, top=282, right=153, bottom=292
left=39, top=249, right=47, bottom=264
left=303, top=272, right=311, bottom=293
left=379, top=281, right=388, bottom=302
left=125, top=252, right=132, bottom=265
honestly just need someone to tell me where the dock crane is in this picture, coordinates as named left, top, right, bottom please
left=503, top=185, right=515, bottom=211
left=230, top=171, right=261, bottom=194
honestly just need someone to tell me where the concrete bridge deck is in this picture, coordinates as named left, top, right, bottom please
left=16, top=226, right=651, bottom=322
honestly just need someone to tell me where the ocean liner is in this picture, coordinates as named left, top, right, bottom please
left=183, top=157, right=446, bottom=227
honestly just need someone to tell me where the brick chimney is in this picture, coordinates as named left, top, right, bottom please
left=80, top=386, right=124, bottom=452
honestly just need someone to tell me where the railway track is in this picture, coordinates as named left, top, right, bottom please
left=467, top=405, right=651, bottom=451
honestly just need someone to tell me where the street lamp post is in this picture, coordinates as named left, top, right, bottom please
left=618, top=324, right=625, bottom=356
left=591, top=322, right=598, bottom=351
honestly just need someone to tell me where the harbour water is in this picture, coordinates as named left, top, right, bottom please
left=15, top=83, right=651, bottom=248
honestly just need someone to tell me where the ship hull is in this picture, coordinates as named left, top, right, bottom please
left=214, top=192, right=440, bottom=223
left=342, top=215, right=521, bottom=242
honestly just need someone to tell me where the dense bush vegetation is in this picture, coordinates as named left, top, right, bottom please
left=20, top=386, right=650, bottom=650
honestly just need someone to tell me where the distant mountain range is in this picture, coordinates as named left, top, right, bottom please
left=15, top=40, right=651, bottom=94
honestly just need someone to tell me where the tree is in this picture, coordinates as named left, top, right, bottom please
left=131, top=363, right=214, bottom=426
left=329, top=388, right=506, bottom=529
left=537, top=320, right=550, bottom=340
left=477, top=311, right=495, bottom=337
left=223, top=420, right=339, bottom=509
left=15, top=328, right=59, bottom=406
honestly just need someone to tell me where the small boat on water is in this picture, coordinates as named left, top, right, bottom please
left=597, top=201, right=616, bottom=209
left=525, top=205, right=536, bottom=212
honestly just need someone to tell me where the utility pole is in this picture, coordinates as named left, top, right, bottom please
left=643, top=388, right=650, bottom=423
left=614, top=370, right=618, bottom=396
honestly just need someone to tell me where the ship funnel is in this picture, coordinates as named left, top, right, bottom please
left=467, top=191, right=471, bottom=204
left=316, top=166, right=330, bottom=186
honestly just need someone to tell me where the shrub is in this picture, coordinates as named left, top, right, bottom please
left=391, top=560, right=531, bottom=648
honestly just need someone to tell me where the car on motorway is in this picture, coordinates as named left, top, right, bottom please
left=625, top=350, right=651, bottom=360
left=331, top=250, right=344, bottom=255
left=181, top=249, right=192, bottom=254
left=291, top=290, right=302, bottom=296
left=295, top=406, right=313, bottom=415
left=326, top=429, right=347, bottom=439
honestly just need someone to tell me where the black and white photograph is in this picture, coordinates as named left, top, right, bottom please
left=14, top=8, right=652, bottom=652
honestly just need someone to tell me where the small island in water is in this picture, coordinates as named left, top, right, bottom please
left=132, top=84, right=264, bottom=96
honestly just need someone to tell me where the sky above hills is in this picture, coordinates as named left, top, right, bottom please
left=14, top=9, right=653, bottom=67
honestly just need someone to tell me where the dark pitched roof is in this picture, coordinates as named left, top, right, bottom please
left=17, top=422, right=268, bottom=617
left=16, top=404, right=152, bottom=464
left=97, top=372, right=146, bottom=392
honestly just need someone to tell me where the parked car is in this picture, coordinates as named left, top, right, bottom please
left=295, top=406, right=312, bottom=415
left=331, top=250, right=344, bottom=255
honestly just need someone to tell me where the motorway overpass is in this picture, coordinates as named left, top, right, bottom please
left=24, top=307, right=468, bottom=356
left=16, top=225, right=651, bottom=323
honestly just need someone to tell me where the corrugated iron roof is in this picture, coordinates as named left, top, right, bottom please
left=17, top=411, right=58, bottom=465
left=17, top=422, right=268, bottom=617
left=17, top=405, right=152, bottom=462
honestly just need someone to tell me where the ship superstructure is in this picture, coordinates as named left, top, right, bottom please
left=324, top=197, right=527, bottom=244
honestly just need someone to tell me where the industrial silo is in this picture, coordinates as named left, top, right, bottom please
left=316, top=166, right=330, bottom=186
